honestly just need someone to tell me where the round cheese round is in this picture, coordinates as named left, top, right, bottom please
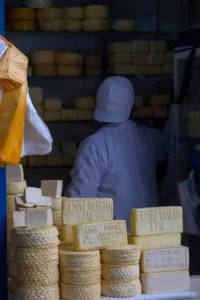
left=16, top=246, right=58, bottom=265
left=7, top=8, right=36, bottom=20
left=102, top=264, right=140, bottom=281
left=32, top=50, right=55, bottom=65
left=84, top=5, right=108, bottom=19
left=101, top=245, right=141, bottom=265
left=36, top=8, right=63, bottom=20
left=64, top=7, right=83, bottom=20
left=7, top=20, right=36, bottom=31
left=61, top=283, right=101, bottom=300
left=15, top=284, right=60, bottom=300
left=83, top=19, right=108, bottom=32
left=102, top=279, right=142, bottom=298
left=38, top=19, right=64, bottom=31
left=56, top=52, right=84, bottom=65
left=60, top=268, right=101, bottom=285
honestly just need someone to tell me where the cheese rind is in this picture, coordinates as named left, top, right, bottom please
left=15, top=284, right=59, bottom=300
left=131, top=207, right=183, bottom=236
left=128, top=233, right=181, bottom=247
left=102, top=279, right=141, bottom=298
left=101, top=245, right=141, bottom=265
left=73, top=220, right=128, bottom=251
left=102, top=264, right=140, bottom=281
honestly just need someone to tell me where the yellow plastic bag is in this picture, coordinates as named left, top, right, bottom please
left=0, top=36, right=28, bottom=167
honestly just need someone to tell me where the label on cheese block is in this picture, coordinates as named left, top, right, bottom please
left=131, top=207, right=183, bottom=236
left=141, top=246, right=189, bottom=273
left=41, top=180, right=63, bottom=198
left=73, top=220, right=128, bottom=251
left=128, top=233, right=181, bottom=247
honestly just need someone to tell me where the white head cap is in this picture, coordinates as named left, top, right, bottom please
left=94, top=76, right=135, bottom=123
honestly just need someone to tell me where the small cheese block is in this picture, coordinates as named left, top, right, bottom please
left=64, top=7, right=84, bottom=20
left=135, top=95, right=144, bottom=107
left=102, top=279, right=141, bottom=298
left=85, top=67, right=102, bottom=76
left=57, top=65, right=83, bottom=76
left=108, top=64, right=132, bottom=75
left=29, top=87, right=43, bottom=104
left=36, top=7, right=63, bottom=20
left=84, top=5, right=108, bottom=19
left=132, top=65, right=148, bottom=75
left=149, top=53, right=165, bottom=65
left=83, top=19, right=108, bottom=32
left=73, top=220, right=127, bottom=251
left=61, top=141, right=77, bottom=155
left=44, top=98, right=62, bottom=110
left=24, top=187, right=42, bottom=204
left=132, top=41, right=150, bottom=53
left=108, top=53, right=132, bottom=65
left=102, top=264, right=140, bottom=281
left=166, top=52, right=174, bottom=63
left=6, top=165, right=24, bottom=183
left=13, top=208, right=53, bottom=228
left=33, top=64, right=57, bottom=76
left=38, top=19, right=64, bottom=31
left=7, top=20, right=36, bottom=31
left=32, top=50, right=55, bottom=65
left=16, top=195, right=35, bottom=208
left=64, top=20, right=82, bottom=31
left=27, top=65, right=32, bottom=76
left=136, top=106, right=153, bottom=118
left=85, top=56, right=101, bottom=67
left=112, top=20, right=136, bottom=32
left=63, top=155, right=75, bottom=166
left=72, top=97, right=95, bottom=110
left=132, top=54, right=149, bottom=65
left=56, top=52, right=84, bottom=65
left=128, top=233, right=182, bottom=247
left=107, top=42, right=132, bottom=53
left=61, top=283, right=101, bottom=300
left=150, top=41, right=167, bottom=52
left=46, top=154, right=63, bottom=166
left=43, top=110, right=61, bottom=121
left=77, top=110, right=94, bottom=120
left=101, top=245, right=141, bottom=265
left=141, top=271, right=190, bottom=294
left=130, top=207, right=183, bottom=236
left=41, top=180, right=63, bottom=198
left=151, top=94, right=170, bottom=106
left=148, top=65, right=163, bottom=74
left=164, top=63, right=174, bottom=74
left=61, top=109, right=78, bottom=121
left=153, top=105, right=169, bottom=118
left=28, top=156, right=46, bottom=167
left=7, top=8, right=36, bottom=20
left=141, top=246, right=189, bottom=273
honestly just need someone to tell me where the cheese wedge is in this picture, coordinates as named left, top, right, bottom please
left=128, top=233, right=181, bottom=247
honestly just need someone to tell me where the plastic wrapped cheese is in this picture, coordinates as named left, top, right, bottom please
left=8, top=21, right=36, bottom=31
left=83, top=19, right=108, bottom=32
left=32, top=50, right=55, bottom=65
left=55, top=52, right=84, bottom=65
left=64, top=20, right=82, bottom=31
left=84, top=5, right=108, bottom=19
left=64, top=7, right=83, bottom=20
left=36, top=8, right=63, bottom=20
left=39, top=20, right=64, bottom=31
left=7, top=8, right=36, bottom=20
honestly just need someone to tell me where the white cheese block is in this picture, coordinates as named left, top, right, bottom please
left=33, top=64, right=57, bottom=76
left=102, top=279, right=141, bottom=298
left=151, top=94, right=170, bottom=106
left=25, top=187, right=42, bottom=204
left=77, top=110, right=94, bottom=120
left=61, top=109, right=78, bottom=121
left=132, top=41, right=150, bottom=53
left=7, top=20, right=36, bottom=31
left=43, top=110, right=61, bottom=121
left=101, top=245, right=141, bottom=265
left=153, top=105, right=169, bottom=118
left=29, top=87, right=43, bottom=104
left=72, top=97, right=95, bottom=110
left=148, top=65, right=163, bottom=74
left=150, top=41, right=167, bottom=52
left=38, top=19, right=64, bottom=31
left=57, top=65, right=83, bottom=76
left=141, top=246, right=189, bottom=273
left=61, top=141, right=77, bottom=155
left=85, top=56, right=101, bottom=67
left=131, top=207, right=183, bottom=236
left=149, top=53, right=165, bottom=64
left=102, top=264, right=140, bottom=281
left=132, top=65, right=148, bottom=75
left=107, top=42, right=132, bottom=53
left=7, top=8, right=36, bottom=20
left=64, top=20, right=82, bottom=31
left=108, top=64, right=132, bottom=75
left=16, top=195, right=35, bottom=208
left=61, top=283, right=101, bottom=300
left=83, top=19, right=108, bottom=32
left=28, top=155, right=46, bottom=167
left=164, top=63, right=174, bottom=74
left=41, top=180, right=63, bottom=197
left=85, top=67, right=102, bottom=76
left=128, top=233, right=181, bottom=247
left=64, top=7, right=83, bottom=20
left=32, top=50, right=55, bottom=65
left=6, top=165, right=24, bottom=183
left=44, top=98, right=62, bottom=110
left=132, top=53, right=149, bottom=65
left=141, top=271, right=190, bottom=294
left=166, top=52, right=174, bottom=63
left=112, top=20, right=136, bottom=32
left=56, top=52, right=84, bottom=65
left=84, top=5, right=108, bottom=19
left=36, top=7, right=63, bottom=20
left=13, top=208, right=53, bottom=228
left=73, top=220, right=127, bottom=251
left=108, top=53, right=132, bottom=65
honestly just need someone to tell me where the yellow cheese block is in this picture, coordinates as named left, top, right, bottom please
left=38, top=19, right=64, bottom=31
left=61, top=109, right=78, bottom=121
left=151, top=94, right=170, bottom=106
left=36, top=8, right=63, bottom=20
left=44, top=99, right=62, bottom=110
left=43, top=110, right=61, bottom=121
left=108, top=53, right=132, bottom=65
left=33, top=64, right=57, bottom=76
left=102, top=264, right=140, bottom=282
left=72, top=97, right=95, bottom=110
left=108, top=42, right=132, bottom=53
left=130, top=207, right=183, bottom=236
left=57, top=65, right=83, bottom=76
left=85, top=56, right=101, bottom=67
left=102, top=279, right=142, bottom=298
left=83, top=19, right=108, bottom=32
left=60, top=268, right=101, bottom=285
left=108, top=64, right=132, bottom=75
left=164, top=63, right=174, bottom=74
left=73, top=220, right=128, bottom=251
left=149, top=53, right=165, bottom=65
left=84, top=5, right=108, bottom=19
left=64, top=20, right=82, bottom=31
left=140, top=246, right=189, bottom=273
left=64, top=7, right=84, bottom=20
left=61, top=283, right=101, bottom=300
left=153, top=105, right=169, bottom=118
left=61, top=224, right=74, bottom=242
left=7, top=8, right=36, bottom=20
left=77, top=110, right=94, bottom=120
left=8, top=20, right=36, bottom=31
left=132, top=41, right=150, bottom=53
left=28, top=155, right=46, bottom=167
left=147, top=65, right=163, bottom=74
left=85, top=67, right=102, bottom=76
left=132, top=65, right=148, bottom=75
left=32, top=50, right=56, bottom=65
left=166, top=52, right=174, bottom=63
left=101, top=245, right=141, bottom=265
left=132, top=54, right=149, bottom=65
left=56, top=52, right=84, bottom=65
left=112, top=20, right=136, bottom=32
left=150, top=41, right=167, bottom=52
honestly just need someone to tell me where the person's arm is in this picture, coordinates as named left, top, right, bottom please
left=67, top=138, right=107, bottom=197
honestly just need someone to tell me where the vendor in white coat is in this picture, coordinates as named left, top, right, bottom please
left=67, top=76, right=170, bottom=230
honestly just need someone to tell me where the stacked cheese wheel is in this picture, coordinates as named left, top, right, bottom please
left=13, top=226, right=60, bottom=300
left=32, top=50, right=56, bottom=76
left=85, top=55, right=102, bottom=76
left=72, top=97, right=95, bottom=121
left=43, top=98, right=62, bottom=121
left=7, top=8, right=36, bottom=31
left=51, top=197, right=63, bottom=238
left=36, top=7, right=64, bottom=31
left=83, top=5, right=108, bottom=32
left=64, top=7, right=83, bottom=31
left=56, top=52, right=84, bottom=76
left=59, top=245, right=101, bottom=300
left=101, top=245, right=142, bottom=297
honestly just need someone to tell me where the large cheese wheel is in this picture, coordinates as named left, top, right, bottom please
left=102, top=264, right=140, bottom=282
left=57, top=65, right=83, bottom=76
left=36, top=8, right=63, bottom=20
left=39, top=20, right=64, bottom=31
left=108, top=64, right=132, bottom=75
left=56, top=52, right=84, bottom=65
left=102, top=279, right=141, bottom=298
left=108, top=53, right=132, bottom=65
left=61, top=283, right=101, bottom=300
left=64, top=20, right=82, bottom=31
left=101, top=245, right=141, bottom=265
left=33, top=65, right=57, bottom=76
left=84, top=5, right=108, bottom=19
left=32, top=50, right=55, bottom=65
left=15, top=284, right=60, bottom=300
left=83, top=19, right=108, bottom=32
left=85, top=67, right=102, bottom=76
left=60, top=268, right=101, bottom=285
left=72, top=97, right=95, bottom=110
left=64, top=7, right=84, bottom=20
left=7, top=20, right=36, bottom=31
left=112, top=20, right=136, bottom=32
left=7, top=8, right=36, bottom=20
left=107, top=42, right=132, bottom=53
left=23, top=0, right=52, bottom=8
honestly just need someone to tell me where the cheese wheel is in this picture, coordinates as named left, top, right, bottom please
left=64, top=7, right=84, bottom=20
left=60, top=268, right=101, bottom=285
left=61, top=283, right=101, bottom=300
left=108, top=64, right=132, bottom=75
left=77, top=110, right=94, bottom=120
left=43, top=110, right=61, bottom=121
left=36, top=8, right=63, bottom=20
left=23, top=0, right=52, bottom=8
left=83, top=19, right=108, bottom=32
left=148, top=65, right=163, bottom=74
left=7, top=8, right=36, bottom=20
left=64, top=20, right=82, bottom=31
left=8, top=20, right=36, bottom=31
left=102, top=279, right=142, bottom=298
left=61, top=109, right=78, bottom=121
left=150, top=41, right=166, bottom=52
left=39, top=20, right=64, bottom=31
left=84, top=5, right=108, bottom=19
left=15, top=284, right=60, bottom=300
left=108, top=53, right=132, bottom=65
left=33, top=65, right=57, bottom=76
left=85, top=56, right=101, bottom=67
left=57, top=65, right=83, bottom=76
left=16, top=247, right=58, bottom=265
left=101, top=245, right=141, bottom=265
left=56, top=52, right=84, bottom=65
left=32, top=50, right=55, bottom=65
left=132, top=53, right=149, bottom=65
left=132, top=65, right=148, bottom=74
left=102, top=264, right=140, bottom=282
left=108, top=42, right=132, bottom=53
left=85, top=67, right=102, bottom=76
left=72, top=97, right=95, bottom=110
left=164, top=64, right=174, bottom=74
left=7, top=181, right=27, bottom=195
left=112, top=20, right=136, bottom=32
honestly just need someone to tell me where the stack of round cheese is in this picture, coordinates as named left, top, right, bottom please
left=85, top=55, right=102, bottom=76
left=7, top=8, right=36, bottom=31
left=101, top=245, right=142, bottom=298
left=56, top=52, right=84, bottom=76
left=107, top=42, right=132, bottom=75
left=51, top=197, right=63, bottom=238
left=64, top=7, right=83, bottom=31
left=36, top=7, right=64, bottom=31
left=13, top=226, right=60, bottom=299
left=31, top=50, right=57, bottom=76
left=83, top=5, right=108, bottom=32
left=72, top=97, right=95, bottom=121
left=59, top=246, right=101, bottom=300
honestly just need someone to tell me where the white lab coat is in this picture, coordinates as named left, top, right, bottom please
left=67, top=120, right=170, bottom=231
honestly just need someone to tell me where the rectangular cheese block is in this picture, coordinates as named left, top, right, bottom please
left=136, top=106, right=153, bottom=118
left=73, top=220, right=128, bottom=251
left=141, top=246, right=189, bottom=273
left=151, top=94, right=170, bottom=106
left=166, top=52, right=174, bottom=63
left=132, top=53, right=149, bottom=65
left=29, top=87, right=43, bottom=104
left=108, top=53, right=132, bottom=65
left=149, top=53, right=165, bottom=65
left=132, top=41, right=149, bottom=53
left=16, top=196, right=35, bottom=208
left=107, top=42, right=132, bottom=53
left=150, top=41, right=166, bottom=52
left=41, top=180, right=63, bottom=198
left=141, top=271, right=190, bottom=294
left=43, top=110, right=61, bottom=121
left=13, top=208, right=53, bottom=228
left=6, top=165, right=24, bottom=183
left=131, top=207, right=183, bottom=236
left=132, top=65, right=148, bottom=75
left=25, top=187, right=42, bottom=204
left=61, top=109, right=78, bottom=121
left=164, top=63, right=174, bottom=74
left=108, top=64, right=132, bottom=75
left=153, top=106, right=169, bottom=118
left=61, top=141, right=77, bottom=155
left=128, top=233, right=181, bottom=247
left=148, top=65, right=163, bottom=74
left=28, top=156, right=46, bottom=167
left=44, top=98, right=62, bottom=110
left=77, top=110, right=94, bottom=121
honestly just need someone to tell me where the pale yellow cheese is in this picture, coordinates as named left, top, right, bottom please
left=72, top=97, right=95, bottom=110
left=148, top=65, right=163, bottom=74
left=136, top=106, right=153, bottom=118
left=132, top=65, right=148, bottom=75
left=84, top=5, right=108, bottom=19
left=151, top=94, right=170, bottom=106
left=38, top=19, right=64, bottom=31
left=85, top=67, right=102, bottom=76
left=44, top=98, right=62, bottom=110
left=108, top=64, right=132, bottom=75
left=153, top=106, right=169, bottom=118
left=64, top=20, right=82, bottom=31
left=149, top=53, right=165, bottom=65
left=108, top=53, right=132, bottom=65
left=166, top=52, right=174, bottom=63
left=61, top=283, right=101, bottom=300
left=32, top=50, right=56, bottom=65
left=132, top=41, right=150, bottom=53
left=28, top=155, right=46, bottom=167
left=130, top=207, right=183, bottom=236
left=7, top=181, right=27, bottom=195
left=164, top=63, right=174, bottom=74
left=56, top=52, right=84, bottom=65
left=83, top=19, right=108, bottom=32
left=77, top=110, right=94, bottom=120
left=43, top=110, right=61, bottom=121
left=29, top=87, right=43, bottom=104
left=64, top=7, right=83, bottom=20
left=36, top=8, right=63, bottom=20
left=112, top=20, right=136, bottom=32
left=33, top=65, right=57, bottom=76
left=85, top=56, right=101, bottom=67
left=141, top=246, right=189, bottom=273
left=102, top=264, right=140, bottom=281
left=101, top=245, right=141, bottom=265
left=57, top=65, right=83, bottom=76
left=108, top=42, right=132, bottom=53
left=150, top=41, right=166, bottom=52
left=73, top=220, right=127, bottom=251
left=7, top=8, right=36, bottom=20
left=8, top=20, right=36, bottom=31
left=132, top=54, right=149, bottom=65
left=61, top=109, right=78, bottom=121
left=60, top=268, right=101, bottom=285
left=102, top=279, right=141, bottom=298
left=141, top=271, right=190, bottom=294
